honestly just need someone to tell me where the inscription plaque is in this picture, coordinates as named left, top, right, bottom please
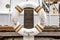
left=24, top=7, right=34, bottom=29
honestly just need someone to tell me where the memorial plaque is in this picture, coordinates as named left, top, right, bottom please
left=24, top=7, right=34, bottom=29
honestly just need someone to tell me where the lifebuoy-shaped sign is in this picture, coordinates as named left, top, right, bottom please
left=11, top=1, right=47, bottom=36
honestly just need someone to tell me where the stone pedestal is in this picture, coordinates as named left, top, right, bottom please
left=23, top=36, right=34, bottom=40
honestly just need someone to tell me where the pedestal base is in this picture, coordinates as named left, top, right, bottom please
left=23, top=36, right=34, bottom=40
